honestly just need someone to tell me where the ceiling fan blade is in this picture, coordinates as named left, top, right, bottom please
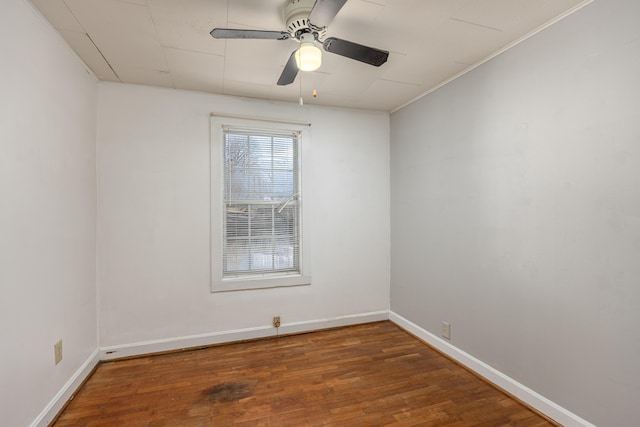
left=277, top=51, right=299, bottom=86
left=308, top=0, right=348, bottom=29
left=323, top=37, right=389, bottom=66
left=210, top=28, right=290, bottom=40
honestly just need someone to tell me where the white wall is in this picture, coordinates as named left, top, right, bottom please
left=390, top=0, right=640, bottom=425
left=0, top=1, right=98, bottom=426
left=97, top=83, right=390, bottom=347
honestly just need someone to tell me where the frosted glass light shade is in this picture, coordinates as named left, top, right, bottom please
left=295, top=43, right=322, bottom=71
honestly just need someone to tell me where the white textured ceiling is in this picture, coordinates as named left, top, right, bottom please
left=30, top=0, right=589, bottom=111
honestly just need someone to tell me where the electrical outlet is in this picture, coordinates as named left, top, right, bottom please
left=273, top=316, right=281, bottom=328
left=441, top=321, right=451, bottom=340
left=54, top=340, right=63, bottom=365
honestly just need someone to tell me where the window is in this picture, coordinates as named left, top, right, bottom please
left=223, top=128, right=300, bottom=275
left=211, top=116, right=312, bottom=292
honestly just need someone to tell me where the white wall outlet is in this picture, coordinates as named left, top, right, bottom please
left=441, top=321, right=451, bottom=340
left=54, top=339, right=63, bottom=365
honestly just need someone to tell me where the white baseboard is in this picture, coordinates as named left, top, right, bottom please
left=279, top=310, right=389, bottom=335
left=389, top=311, right=595, bottom=427
left=99, top=310, right=389, bottom=361
left=33, top=312, right=594, bottom=426
left=30, top=349, right=100, bottom=427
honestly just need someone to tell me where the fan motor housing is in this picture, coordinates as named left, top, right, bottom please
left=285, top=0, right=327, bottom=38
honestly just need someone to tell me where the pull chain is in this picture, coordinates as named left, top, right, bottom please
left=299, top=71, right=303, bottom=106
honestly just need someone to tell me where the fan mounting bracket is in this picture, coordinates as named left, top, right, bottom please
left=285, top=0, right=327, bottom=39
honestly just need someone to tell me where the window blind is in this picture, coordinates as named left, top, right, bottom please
left=222, top=127, right=301, bottom=277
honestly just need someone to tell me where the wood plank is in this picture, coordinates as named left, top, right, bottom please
left=52, top=321, right=558, bottom=426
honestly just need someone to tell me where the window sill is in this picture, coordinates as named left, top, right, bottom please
left=211, top=274, right=312, bottom=293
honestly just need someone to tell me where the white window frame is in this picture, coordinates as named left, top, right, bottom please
left=210, top=115, right=312, bottom=292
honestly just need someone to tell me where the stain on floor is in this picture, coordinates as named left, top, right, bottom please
left=202, top=381, right=254, bottom=403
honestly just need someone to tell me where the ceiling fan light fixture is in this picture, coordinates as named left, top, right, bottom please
left=295, top=34, right=322, bottom=72
left=211, top=0, right=388, bottom=86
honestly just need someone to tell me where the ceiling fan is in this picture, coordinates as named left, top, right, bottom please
left=210, top=0, right=389, bottom=86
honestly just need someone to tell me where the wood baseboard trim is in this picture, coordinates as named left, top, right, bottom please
left=30, top=349, right=100, bottom=427
left=389, top=311, right=595, bottom=427
left=98, top=310, right=390, bottom=361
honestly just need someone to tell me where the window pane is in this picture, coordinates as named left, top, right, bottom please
left=273, top=137, right=294, bottom=170
left=272, top=171, right=294, bottom=198
left=250, top=205, right=274, bottom=236
left=226, top=204, right=248, bottom=237
left=274, top=204, right=296, bottom=236
left=225, top=239, right=250, bottom=272
left=274, top=237, right=295, bottom=270
left=250, top=238, right=274, bottom=271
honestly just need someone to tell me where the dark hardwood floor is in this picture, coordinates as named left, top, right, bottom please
left=52, top=321, right=557, bottom=426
